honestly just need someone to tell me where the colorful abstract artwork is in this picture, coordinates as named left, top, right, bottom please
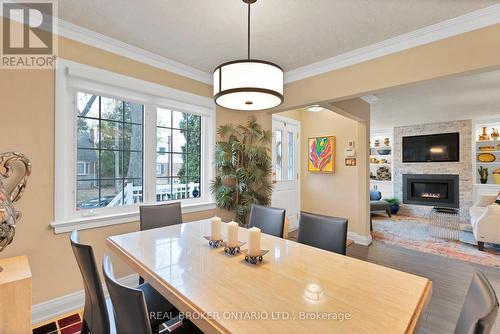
left=308, top=136, right=335, bottom=173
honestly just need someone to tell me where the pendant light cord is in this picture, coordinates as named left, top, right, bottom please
left=247, top=1, right=251, bottom=59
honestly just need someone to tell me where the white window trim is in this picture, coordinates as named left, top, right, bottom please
left=52, top=58, right=215, bottom=234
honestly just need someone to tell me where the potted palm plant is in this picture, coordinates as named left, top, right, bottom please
left=210, top=116, right=273, bottom=226
left=384, top=198, right=400, bottom=215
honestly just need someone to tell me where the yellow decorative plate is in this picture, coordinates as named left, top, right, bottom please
left=479, top=146, right=495, bottom=151
left=478, top=153, right=496, bottom=162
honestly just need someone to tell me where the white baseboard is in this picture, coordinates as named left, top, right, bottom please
left=32, top=274, right=138, bottom=325
left=348, top=232, right=373, bottom=246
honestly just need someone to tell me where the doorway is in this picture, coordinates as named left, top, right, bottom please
left=271, top=115, right=300, bottom=231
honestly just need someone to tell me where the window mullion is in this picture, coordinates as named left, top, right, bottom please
left=143, top=104, right=157, bottom=204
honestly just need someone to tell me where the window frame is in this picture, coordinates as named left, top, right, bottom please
left=53, top=59, right=215, bottom=233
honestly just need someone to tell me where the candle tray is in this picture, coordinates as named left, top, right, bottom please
left=222, top=241, right=246, bottom=255
left=242, top=249, right=269, bottom=264
left=203, top=236, right=224, bottom=248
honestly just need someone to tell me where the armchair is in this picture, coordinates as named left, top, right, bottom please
left=469, top=195, right=500, bottom=251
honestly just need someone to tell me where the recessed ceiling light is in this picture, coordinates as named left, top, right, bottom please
left=306, top=105, right=324, bottom=112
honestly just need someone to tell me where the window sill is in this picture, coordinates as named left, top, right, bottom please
left=50, top=202, right=217, bottom=234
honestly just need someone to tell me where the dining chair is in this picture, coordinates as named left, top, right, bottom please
left=455, top=271, right=499, bottom=334
left=297, top=212, right=348, bottom=255
left=70, top=230, right=178, bottom=334
left=248, top=204, right=286, bottom=238
left=140, top=202, right=183, bottom=231
left=103, top=255, right=202, bottom=334
left=70, top=230, right=114, bottom=334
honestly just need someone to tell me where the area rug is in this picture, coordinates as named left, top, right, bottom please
left=371, top=215, right=500, bottom=268
left=32, top=310, right=176, bottom=334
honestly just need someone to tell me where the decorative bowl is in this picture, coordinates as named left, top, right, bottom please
left=377, top=149, right=391, bottom=155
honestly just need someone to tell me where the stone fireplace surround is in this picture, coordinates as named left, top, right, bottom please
left=393, top=120, right=472, bottom=220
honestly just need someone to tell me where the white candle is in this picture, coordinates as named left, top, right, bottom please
left=248, top=227, right=261, bottom=256
left=227, top=221, right=239, bottom=247
left=210, top=217, right=222, bottom=241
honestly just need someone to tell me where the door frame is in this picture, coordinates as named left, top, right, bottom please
left=272, top=114, right=301, bottom=232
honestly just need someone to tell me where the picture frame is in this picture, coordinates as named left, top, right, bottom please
left=308, top=136, right=335, bottom=173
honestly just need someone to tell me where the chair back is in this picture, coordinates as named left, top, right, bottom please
left=140, top=202, right=182, bottom=231
left=103, top=255, right=153, bottom=334
left=370, top=190, right=382, bottom=201
left=297, top=212, right=348, bottom=255
left=248, top=204, right=286, bottom=238
left=70, top=230, right=111, bottom=334
left=455, top=271, right=499, bottom=334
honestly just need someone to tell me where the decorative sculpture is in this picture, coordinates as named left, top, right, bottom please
left=0, top=152, right=31, bottom=271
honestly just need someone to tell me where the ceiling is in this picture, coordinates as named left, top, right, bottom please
left=370, top=69, right=500, bottom=130
left=58, top=0, right=500, bottom=73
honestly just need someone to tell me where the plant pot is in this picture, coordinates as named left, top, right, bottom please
left=480, top=178, right=488, bottom=184
left=390, top=204, right=400, bottom=215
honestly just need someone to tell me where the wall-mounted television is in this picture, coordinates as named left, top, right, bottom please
left=402, top=132, right=460, bottom=163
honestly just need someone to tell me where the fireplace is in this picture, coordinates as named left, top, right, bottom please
left=403, top=174, right=459, bottom=208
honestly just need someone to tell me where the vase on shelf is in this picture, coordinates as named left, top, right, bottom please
left=479, top=127, right=490, bottom=141
left=384, top=138, right=390, bottom=147
left=491, top=128, right=499, bottom=141
left=493, top=169, right=500, bottom=184
left=478, top=166, right=489, bottom=184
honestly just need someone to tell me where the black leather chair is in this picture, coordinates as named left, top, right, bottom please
left=139, top=202, right=183, bottom=284
left=140, top=202, right=183, bottom=231
left=248, top=204, right=286, bottom=238
left=455, top=271, right=499, bottom=334
left=103, top=255, right=202, bottom=334
left=70, top=231, right=178, bottom=334
left=297, top=212, right=348, bottom=255
left=70, top=230, right=113, bottom=334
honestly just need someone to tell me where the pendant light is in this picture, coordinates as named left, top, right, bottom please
left=213, top=0, right=284, bottom=111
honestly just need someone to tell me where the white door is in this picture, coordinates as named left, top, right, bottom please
left=271, top=116, right=300, bottom=231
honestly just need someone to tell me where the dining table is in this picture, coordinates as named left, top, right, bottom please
left=107, top=219, right=432, bottom=334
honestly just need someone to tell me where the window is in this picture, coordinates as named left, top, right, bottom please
left=287, top=131, right=294, bottom=180
left=53, top=59, right=215, bottom=233
left=76, top=92, right=144, bottom=211
left=77, top=161, right=91, bottom=176
left=156, top=108, right=201, bottom=202
left=275, top=130, right=283, bottom=181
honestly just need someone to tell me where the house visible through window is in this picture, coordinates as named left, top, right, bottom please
left=76, top=92, right=144, bottom=210
left=156, top=108, right=201, bottom=202
left=54, top=60, right=214, bottom=232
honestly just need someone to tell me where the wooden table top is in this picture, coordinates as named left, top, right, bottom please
left=107, top=220, right=432, bottom=334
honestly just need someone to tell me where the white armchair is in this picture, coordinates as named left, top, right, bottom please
left=469, top=194, right=500, bottom=251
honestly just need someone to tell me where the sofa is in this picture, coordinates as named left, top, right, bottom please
left=469, top=194, right=500, bottom=251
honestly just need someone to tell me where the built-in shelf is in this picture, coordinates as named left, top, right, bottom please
left=474, top=121, right=500, bottom=196
left=370, top=146, right=392, bottom=150
left=370, top=131, right=394, bottom=198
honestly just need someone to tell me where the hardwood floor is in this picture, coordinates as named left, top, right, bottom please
left=289, top=231, right=500, bottom=333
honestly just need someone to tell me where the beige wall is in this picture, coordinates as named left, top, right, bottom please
left=277, top=99, right=370, bottom=237
left=0, top=25, right=224, bottom=305
left=278, top=23, right=500, bottom=111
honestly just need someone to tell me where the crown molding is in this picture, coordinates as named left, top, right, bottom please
left=56, top=18, right=212, bottom=84
left=0, top=10, right=212, bottom=84
left=3, top=4, right=500, bottom=87
left=284, top=4, right=500, bottom=84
